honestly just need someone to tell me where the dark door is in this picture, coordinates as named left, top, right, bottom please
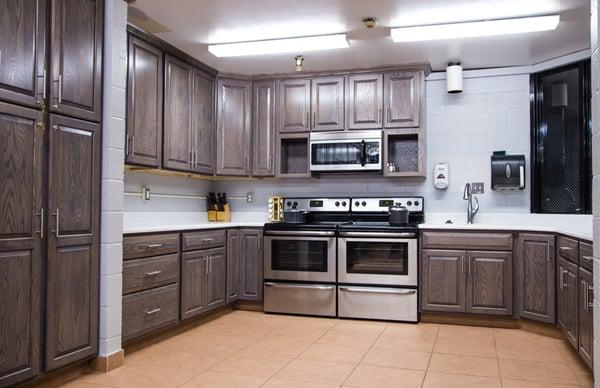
left=49, top=0, right=103, bottom=121
left=240, top=229, right=263, bottom=301
left=216, top=78, right=251, bottom=176
left=516, top=233, right=555, bottom=324
left=45, top=114, right=100, bottom=370
left=163, top=55, right=192, bottom=171
left=206, top=247, right=226, bottom=311
left=126, top=36, right=163, bottom=167
left=181, top=250, right=207, bottom=320
left=311, top=76, right=345, bottom=131
left=0, top=102, right=43, bottom=386
left=383, top=72, right=420, bottom=128
left=226, top=229, right=241, bottom=304
left=0, top=0, right=47, bottom=109
left=279, top=79, right=310, bottom=133
left=421, top=250, right=466, bottom=313
left=348, top=73, right=383, bottom=129
left=252, top=80, right=276, bottom=176
left=578, top=267, right=593, bottom=369
left=191, top=69, right=214, bottom=175
left=557, top=257, right=578, bottom=348
left=466, top=251, right=513, bottom=316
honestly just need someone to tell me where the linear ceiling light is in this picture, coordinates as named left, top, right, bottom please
left=208, top=34, right=349, bottom=57
left=391, top=14, right=560, bottom=42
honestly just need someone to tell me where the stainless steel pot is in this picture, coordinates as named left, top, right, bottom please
left=283, top=209, right=307, bottom=224
left=389, top=205, right=409, bottom=225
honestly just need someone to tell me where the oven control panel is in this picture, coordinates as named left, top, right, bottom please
left=351, top=197, right=424, bottom=212
left=283, top=198, right=351, bottom=212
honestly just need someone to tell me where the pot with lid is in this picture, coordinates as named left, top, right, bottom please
left=283, top=207, right=307, bottom=224
left=389, top=204, right=409, bottom=225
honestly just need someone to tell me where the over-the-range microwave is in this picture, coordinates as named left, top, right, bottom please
left=309, top=130, right=382, bottom=172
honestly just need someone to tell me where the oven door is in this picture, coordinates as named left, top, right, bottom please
left=338, top=232, right=417, bottom=286
left=264, top=231, right=336, bottom=282
left=310, top=138, right=381, bottom=172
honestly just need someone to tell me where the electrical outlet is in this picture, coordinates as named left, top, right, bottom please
left=471, top=182, right=484, bottom=194
left=246, top=192, right=254, bottom=203
left=142, top=186, right=151, bottom=201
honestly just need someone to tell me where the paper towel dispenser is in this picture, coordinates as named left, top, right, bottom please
left=491, top=154, right=525, bottom=191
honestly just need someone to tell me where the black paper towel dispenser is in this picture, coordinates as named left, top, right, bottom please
left=491, top=154, right=525, bottom=191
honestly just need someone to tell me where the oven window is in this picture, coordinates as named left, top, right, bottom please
left=346, top=241, right=408, bottom=275
left=271, top=240, right=328, bottom=272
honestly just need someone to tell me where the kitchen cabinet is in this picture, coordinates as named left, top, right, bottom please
left=421, top=250, right=466, bottom=313
left=181, top=249, right=208, bottom=319
left=206, top=247, right=227, bottom=311
left=279, top=78, right=311, bottom=133
left=578, top=266, right=593, bottom=369
left=240, top=229, right=264, bottom=301
left=49, top=0, right=103, bottom=122
left=348, top=73, right=383, bottom=129
left=252, top=80, right=276, bottom=176
left=311, top=76, right=345, bottom=131
left=383, top=71, right=420, bottom=128
left=216, top=78, right=252, bottom=176
left=123, top=284, right=178, bottom=342
left=0, top=0, right=47, bottom=109
left=516, top=233, right=555, bottom=324
left=557, top=257, right=578, bottom=348
left=466, top=251, right=513, bottom=316
left=126, top=36, right=163, bottom=167
left=226, top=229, right=241, bottom=304
left=191, top=69, right=215, bottom=175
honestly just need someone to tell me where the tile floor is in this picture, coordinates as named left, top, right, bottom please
left=63, top=311, right=593, bottom=388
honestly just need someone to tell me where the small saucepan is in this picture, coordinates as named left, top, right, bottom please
left=389, top=204, right=409, bottom=225
left=283, top=209, right=307, bottom=224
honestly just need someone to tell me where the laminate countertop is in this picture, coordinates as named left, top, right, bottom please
left=123, top=212, right=267, bottom=234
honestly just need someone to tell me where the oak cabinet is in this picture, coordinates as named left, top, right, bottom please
left=191, top=69, right=215, bottom=175
left=383, top=71, right=420, bottom=128
left=466, top=251, right=513, bottom=316
left=557, top=257, right=578, bottom=348
left=311, top=76, right=345, bottom=131
left=240, top=229, right=263, bottom=301
left=348, top=73, right=383, bottom=129
left=421, top=250, right=466, bottom=313
left=226, top=229, right=241, bottom=304
left=252, top=80, right=276, bottom=176
left=181, top=250, right=207, bottom=319
left=206, top=247, right=227, bottom=311
left=578, top=267, right=593, bottom=369
left=279, top=79, right=311, bottom=133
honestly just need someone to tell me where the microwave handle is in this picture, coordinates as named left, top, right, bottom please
left=360, top=140, right=366, bottom=167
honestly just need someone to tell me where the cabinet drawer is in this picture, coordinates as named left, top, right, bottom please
left=122, top=284, right=179, bottom=342
left=182, top=230, right=226, bottom=251
left=123, top=254, right=179, bottom=295
left=421, top=231, right=513, bottom=251
left=123, top=233, right=180, bottom=260
left=579, top=241, right=593, bottom=272
left=557, top=236, right=579, bottom=265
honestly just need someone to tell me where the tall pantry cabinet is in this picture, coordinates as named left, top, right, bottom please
left=0, top=0, right=103, bottom=385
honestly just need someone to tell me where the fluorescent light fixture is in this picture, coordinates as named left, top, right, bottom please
left=391, top=14, right=560, bottom=42
left=208, top=34, right=349, bottom=57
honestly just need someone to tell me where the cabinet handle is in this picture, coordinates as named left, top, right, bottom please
left=559, top=269, right=564, bottom=290
left=145, top=308, right=161, bottom=315
left=53, top=74, right=62, bottom=108
left=189, top=149, right=193, bottom=169
left=467, top=257, right=471, bottom=276
left=378, top=107, right=382, bottom=123
left=584, top=280, right=589, bottom=311
left=461, top=256, right=465, bottom=275
left=385, top=106, right=390, bottom=122
left=588, top=282, right=594, bottom=310
left=52, top=209, right=61, bottom=237
left=312, top=112, right=316, bottom=127
left=306, top=112, right=309, bottom=128
left=36, top=208, right=44, bottom=239
left=37, top=70, right=47, bottom=102
left=582, top=255, right=593, bottom=262
left=194, top=148, right=198, bottom=167
left=204, top=257, right=209, bottom=275
left=146, top=243, right=163, bottom=248
left=145, top=270, right=162, bottom=276
left=202, top=238, right=214, bottom=243
left=209, top=256, right=212, bottom=273
left=131, top=135, right=135, bottom=157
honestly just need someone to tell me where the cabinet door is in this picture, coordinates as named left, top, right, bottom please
left=311, top=77, right=344, bottom=131
left=421, top=250, right=466, bottom=313
left=216, top=78, right=251, bottom=176
left=163, top=55, right=193, bottom=171
left=206, top=247, right=226, bottom=311
left=348, top=74, right=383, bottom=129
left=578, top=267, right=593, bottom=369
left=252, top=80, right=276, bottom=176
left=181, top=250, right=207, bottom=320
left=557, top=257, right=578, bottom=348
left=191, top=70, right=214, bottom=175
left=126, top=36, right=163, bottom=167
left=226, top=229, right=241, bottom=304
left=383, top=72, right=420, bottom=128
left=240, top=229, right=263, bottom=301
left=279, top=79, right=310, bottom=133
left=0, top=0, right=46, bottom=109
left=49, top=0, right=103, bottom=121
left=516, top=234, right=555, bottom=324
left=46, top=114, right=100, bottom=371
left=0, top=103, right=43, bottom=386
left=466, top=251, right=513, bottom=316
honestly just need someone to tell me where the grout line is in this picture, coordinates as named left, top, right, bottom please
left=421, top=323, right=440, bottom=388
left=338, top=320, right=387, bottom=387
left=491, top=328, right=504, bottom=388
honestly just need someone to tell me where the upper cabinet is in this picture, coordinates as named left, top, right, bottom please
left=126, top=37, right=163, bottom=167
left=383, top=71, right=421, bottom=128
left=253, top=80, right=276, bottom=176
left=348, top=74, right=383, bottom=130
left=311, top=76, right=345, bottom=131
left=279, top=79, right=311, bottom=133
left=49, top=0, right=103, bottom=122
left=191, top=70, right=215, bottom=175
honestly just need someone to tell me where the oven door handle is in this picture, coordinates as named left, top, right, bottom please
left=339, top=286, right=416, bottom=295
left=338, top=231, right=416, bottom=238
left=265, top=230, right=336, bottom=237
left=265, top=282, right=335, bottom=291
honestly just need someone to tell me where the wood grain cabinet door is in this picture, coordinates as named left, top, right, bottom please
left=45, top=114, right=100, bottom=371
left=421, top=249, right=466, bottom=313
left=557, top=257, right=578, bottom=348
left=252, top=80, right=276, bottom=176
left=0, top=102, right=44, bottom=386
left=278, top=79, right=310, bottom=133
left=126, top=36, right=163, bottom=167
left=348, top=73, right=383, bottom=129
left=191, top=70, right=214, bottom=175
left=226, top=229, right=241, bottom=304
left=0, top=0, right=47, bottom=109
left=383, top=71, right=420, bottom=128
left=163, top=55, right=193, bottom=172
left=466, top=251, right=513, bottom=316
left=516, top=233, right=555, bottom=324
left=240, top=229, right=263, bottom=301
left=49, top=0, right=103, bottom=122
left=206, top=247, right=226, bottom=311
left=216, top=78, right=251, bottom=176
left=578, top=267, right=593, bottom=369
left=311, top=76, right=345, bottom=131
left=181, top=250, right=207, bottom=320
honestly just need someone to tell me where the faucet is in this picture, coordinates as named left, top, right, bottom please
left=463, top=183, right=480, bottom=224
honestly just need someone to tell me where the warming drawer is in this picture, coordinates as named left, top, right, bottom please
left=264, top=282, right=336, bottom=317
left=338, top=285, right=417, bottom=322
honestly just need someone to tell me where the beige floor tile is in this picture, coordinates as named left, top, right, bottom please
left=361, top=347, right=430, bottom=370
left=57, top=381, right=112, bottom=388
left=180, top=371, right=267, bottom=388
left=210, top=353, right=292, bottom=378
left=574, top=372, right=594, bottom=387
left=434, top=326, right=496, bottom=357
left=422, top=371, right=502, bottom=388
left=298, top=343, right=368, bottom=364
left=428, top=353, right=499, bottom=377
left=554, top=339, right=594, bottom=375
left=344, top=364, right=425, bottom=388
left=100, top=364, right=198, bottom=388
left=498, top=359, right=578, bottom=385
left=372, top=325, right=438, bottom=352
left=236, top=337, right=314, bottom=358
left=501, top=378, right=578, bottom=387
left=262, top=379, right=340, bottom=388
left=275, top=359, right=356, bottom=385
left=494, top=328, right=565, bottom=363
left=317, top=329, right=380, bottom=348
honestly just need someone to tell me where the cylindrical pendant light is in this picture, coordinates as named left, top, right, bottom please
left=446, top=62, right=463, bottom=93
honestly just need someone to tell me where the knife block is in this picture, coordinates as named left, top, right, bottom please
left=208, top=210, right=217, bottom=222
left=216, top=204, right=231, bottom=222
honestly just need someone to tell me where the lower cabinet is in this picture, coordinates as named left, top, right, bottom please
left=557, top=257, right=579, bottom=348
left=181, top=247, right=226, bottom=320
left=466, top=251, right=513, bottom=316
left=240, top=229, right=263, bottom=301
left=578, top=267, right=594, bottom=369
left=122, top=284, right=179, bottom=342
left=421, top=250, right=466, bottom=313
left=206, top=248, right=227, bottom=311
left=226, top=229, right=241, bottom=303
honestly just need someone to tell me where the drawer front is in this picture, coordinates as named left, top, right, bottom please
left=124, top=233, right=180, bottom=260
left=264, top=282, right=337, bottom=317
left=338, top=286, right=417, bottom=322
left=579, top=241, right=593, bottom=272
left=557, top=235, right=579, bottom=265
left=122, top=284, right=179, bottom=342
left=182, top=230, right=226, bottom=251
left=123, top=254, right=179, bottom=295
left=421, top=231, right=513, bottom=251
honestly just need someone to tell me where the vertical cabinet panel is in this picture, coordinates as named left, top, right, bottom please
left=467, top=251, right=513, bottom=316
left=240, top=229, right=263, bottom=301
left=279, top=79, right=310, bottom=133
left=46, top=114, right=100, bottom=371
left=421, top=250, right=466, bottom=313
left=311, top=77, right=344, bottom=131
left=383, top=72, right=420, bottom=128
left=557, top=257, right=578, bottom=348
left=0, top=103, right=43, bottom=386
left=0, top=0, right=46, bottom=108
left=578, top=267, right=593, bottom=369
left=226, top=229, right=241, bottom=304
left=206, top=248, right=226, bottom=311
left=191, top=70, right=214, bottom=175
left=252, top=81, right=276, bottom=176
left=49, top=0, right=103, bottom=121
left=181, top=251, right=207, bottom=319
left=126, top=37, right=163, bottom=167
left=348, top=73, right=383, bottom=129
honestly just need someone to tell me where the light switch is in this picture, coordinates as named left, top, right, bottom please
left=246, top=192, right=254, bottom=203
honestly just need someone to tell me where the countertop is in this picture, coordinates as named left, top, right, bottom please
left=123, top=212, right=267, bottom=234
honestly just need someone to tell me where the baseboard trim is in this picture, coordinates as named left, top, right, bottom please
left=234, top=300, right=263, bottom=311
left=91, top=349, right=125, bottom=373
